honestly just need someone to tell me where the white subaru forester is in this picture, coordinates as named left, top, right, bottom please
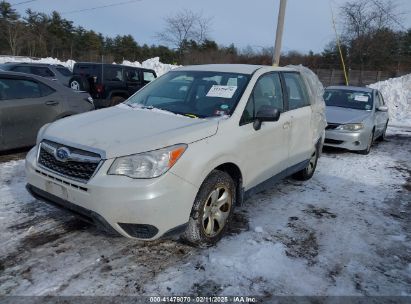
left=25, top=64, right=326, bottom=246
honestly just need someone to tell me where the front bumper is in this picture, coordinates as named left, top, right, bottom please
left=25, top=146, right=198, bottom=240
left=324, top=129, right=370, bottom=151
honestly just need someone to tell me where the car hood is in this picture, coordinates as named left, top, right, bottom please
left=326, top=106, right=371, bottom=124
left=43, top=104, right=219, bottom=159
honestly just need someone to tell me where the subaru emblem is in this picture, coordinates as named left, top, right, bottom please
left=55, top=147, right=71, bottom=162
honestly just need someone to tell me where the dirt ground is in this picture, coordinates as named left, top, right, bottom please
left=0, top=128, right=410, bottom=297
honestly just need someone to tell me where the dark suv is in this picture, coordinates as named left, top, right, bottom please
left=69, top=63, right=157, bottom=108
left=0, top=62, right=73, bottom=87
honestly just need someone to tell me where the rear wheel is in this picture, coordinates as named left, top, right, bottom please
left=293, top=147, right=319, bottom=181
left=109, top=96, right=126, bottom=107
left=69, top=76, right=89, bottom=91
left=182, top=170, right=235, bottom=247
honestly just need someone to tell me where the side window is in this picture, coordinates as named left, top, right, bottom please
left=240, top=73, right=284, bottom=125
left=104, top=67, right=123, bottom=81
left=283, top=73, right=309, bottom=110
left=126, top=69, right=140, bottom=82
left=38, top=82, right=55, bottom=97
left=143, top=71, right=156, bottom=83
left=31, top=66, right=55, bottom=77
left=0, top=78, right=41, bottom=100
left=12, top=66, right=31, bottom=73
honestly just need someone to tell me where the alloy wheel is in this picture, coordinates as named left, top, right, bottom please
left=202, top=186, right=232, bottom=238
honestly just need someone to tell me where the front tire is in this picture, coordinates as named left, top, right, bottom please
left=182, top=170, right=236, bottom=247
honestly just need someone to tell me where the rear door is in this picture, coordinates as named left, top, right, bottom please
left=125, top=68, right=143, bottom=96
left=282, top=72, right=313, bottom=167
left=0, top=76, right=62, bottom=150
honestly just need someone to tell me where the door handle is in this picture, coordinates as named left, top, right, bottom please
left=283, top=121, right=291, bottom=129
left=45, top=101, right=59, bottom=106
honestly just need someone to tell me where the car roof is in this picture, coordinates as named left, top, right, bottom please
left=74, top=62, right=155, bottom=71
left=176, top=64, right=295, bottom=75
left=0, top=62, right=67, bottom=68
left=326, top=85, right=374, bottom=93
left=0, top=70, right=62, bottom=87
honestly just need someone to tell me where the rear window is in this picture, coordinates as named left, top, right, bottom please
left=12, top=66, right=31, bottom=73
left=56, top=67, right=72, bottom=77
left=31, top=66, right=55, bottom=77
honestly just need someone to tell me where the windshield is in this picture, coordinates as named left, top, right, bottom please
left=126, top=71, right=250, bottom=118
left=324, top=89, right=373, bottom=111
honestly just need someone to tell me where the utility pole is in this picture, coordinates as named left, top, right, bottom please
left=273, top=0, right=287, bottom=66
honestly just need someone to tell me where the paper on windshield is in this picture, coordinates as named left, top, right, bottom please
left=354, top=95, right=369, bottom=102
left=206, top=85, right=237, bottom=98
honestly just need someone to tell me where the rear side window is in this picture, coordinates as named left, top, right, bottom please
left=38, top=82, right=55, bottom=97
left=283, top=73, right=310, bottom=110
left=104, top=67, right=123, bottom=82
left=126, top=69, right=140, bottom=82
left=12, top=66, right=31, bottom=73
left=56, top=67, right=72, bottom=77
left=143, top=71, right=156, bottom=82
left=0, top=78, right=41, bottom=100
left=31, top=66, right=55, bottom=77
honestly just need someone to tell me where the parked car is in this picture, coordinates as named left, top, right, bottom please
left=0, top=71, right=94, bottom=152
left=25, top=64, right=326, bottom=246
left=323, top=86, right=389, bottom=154
left=0, top=62, right=73, bottom=87
left=68, top=63, right=157, bottom=108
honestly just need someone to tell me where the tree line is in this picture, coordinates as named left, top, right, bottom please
left=0, top=0, right=410, bottom=74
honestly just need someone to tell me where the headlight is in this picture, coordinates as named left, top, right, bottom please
left=87, top=96, right=94, bottom=104
left=108, top=144, right=187, bottom=179
left=36, top=123, right=50, bottom=145
left=336, top=123, right=364, bottom=131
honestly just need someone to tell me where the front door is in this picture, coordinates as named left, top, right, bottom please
left=236, top=72, right=291, bottom=189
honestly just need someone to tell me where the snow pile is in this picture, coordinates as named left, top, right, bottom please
left=0, top=56, right=178, bottom=76
left=368, top=74, right=411, bottom=126
left=122, top=57, right=179, bottom=76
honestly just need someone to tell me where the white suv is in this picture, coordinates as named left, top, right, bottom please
left=25, top=64, right=326, bottom=246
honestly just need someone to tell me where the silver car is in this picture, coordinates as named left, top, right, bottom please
left=323, top=86, right=389, bottom=154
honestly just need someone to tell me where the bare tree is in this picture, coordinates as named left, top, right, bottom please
left=339, top=0, right=404, bottom=69
left=0, top=1, right=25, bottom=55
left=156, top=9, right=212, bottom=54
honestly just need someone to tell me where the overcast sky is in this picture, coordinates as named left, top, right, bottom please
left=11, top=0, right=411, bottom=54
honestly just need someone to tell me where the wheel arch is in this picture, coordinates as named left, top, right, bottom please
left=213, top=162, right=244, bottom=206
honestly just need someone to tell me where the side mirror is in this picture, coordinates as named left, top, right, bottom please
left=253, top=105, right=281, bottom=131
left=377, top=105, right=388, bottom=112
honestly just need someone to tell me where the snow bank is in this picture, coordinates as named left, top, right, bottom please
left=368, top=74, right=411, bottom=126
left=0, top=56, right=178, bottom=76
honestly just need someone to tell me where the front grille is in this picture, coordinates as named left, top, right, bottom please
left=324, top=138, right=344, bottom=145
left=326, top=123, right=340, bottom=130
left=38, top=141, right=101, bottom=182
